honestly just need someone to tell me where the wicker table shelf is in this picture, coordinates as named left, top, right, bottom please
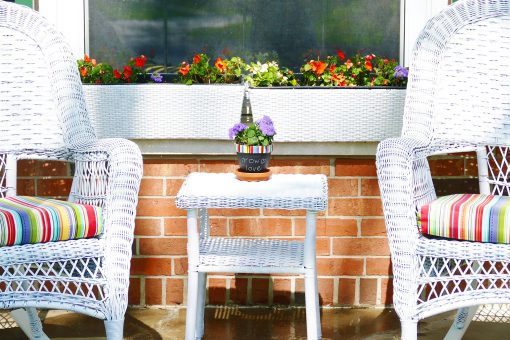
left=176, top=172, right=328, bottom=340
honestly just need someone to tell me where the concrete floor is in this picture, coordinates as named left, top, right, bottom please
left=0, top=306, right=508, bottom=339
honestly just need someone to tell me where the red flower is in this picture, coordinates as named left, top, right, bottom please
left=84, top=54, right=91, bottom=63
left=365, top=54, right=375, bottom=61
left=179, top=62, right=190, bottom=76
left=215, top=57, right=226, bottom=72
left=344, top=59, right=353, bottom=69
left=310, top=60, right=326, bottom=76
left=123, top=65, right=132, bottom=80
left=329, top=64, right=336, bottom=74
left=383, top=58, right=389, bottom=65
left=193, top=54, right=201, bottom=64
left=80, top=67, right=87, bottom=77
left=335, top=49, right=345, bottom=60
left=95, top=79, right=101, bottom=84
left=365, top=60, right=373, bottom=71
left=135, top=55, right=147, bottom=68
left=113, top=69, right=121, bottom=79
left=332, top=73, right=345, bottom=86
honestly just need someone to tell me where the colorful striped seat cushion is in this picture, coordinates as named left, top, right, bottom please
left=0, top=196, right=103, bottom=247
left=419, top=194, right=510, bottom=244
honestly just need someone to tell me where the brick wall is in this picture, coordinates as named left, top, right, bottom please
left=17, top=153, right=478, bottom=308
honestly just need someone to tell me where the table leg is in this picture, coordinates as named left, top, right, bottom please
left=195, top=272, right=207, bottom=339
left=186, top=209, right=200, bottom=340
left=304, top=210, right=321, bottom=339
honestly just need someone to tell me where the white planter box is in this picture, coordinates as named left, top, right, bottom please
left=83, top=84, right=245, bottom=140
left=248, top=87, right=406, bottom=142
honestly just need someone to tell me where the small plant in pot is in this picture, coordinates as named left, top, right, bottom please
left=229, top=115, right=276, bottom=181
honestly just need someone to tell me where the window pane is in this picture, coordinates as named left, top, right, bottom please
left=88, top=0, right=400, bottom=70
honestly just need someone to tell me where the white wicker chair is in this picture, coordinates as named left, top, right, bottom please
left=376, top=0, right=510, bottom=339
left=0, top=2, right=142, bottom=339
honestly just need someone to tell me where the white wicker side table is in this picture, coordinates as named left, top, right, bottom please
left=176, top=172, right=328, bottom=340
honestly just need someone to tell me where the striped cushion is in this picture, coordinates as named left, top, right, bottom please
left=419, top=194, right=510, bottom=244
left=0, top=196, right=103, bottom=247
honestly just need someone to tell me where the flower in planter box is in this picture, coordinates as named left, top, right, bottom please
left=244, top=61, right=298, bottom=87
left=176, top=53, right=245, bottom=84
left=77, top=54, right=148, bottom=84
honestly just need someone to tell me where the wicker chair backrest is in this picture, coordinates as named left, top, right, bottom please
left=0, top=3, right=96, bottom=156
left=402, top=0, right=510, bottom=150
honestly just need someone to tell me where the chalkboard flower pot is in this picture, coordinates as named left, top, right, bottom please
left=236, top=144, right=272, bottom=172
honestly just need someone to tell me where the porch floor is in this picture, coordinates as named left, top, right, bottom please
left=0, top=306, right=507, bottom=339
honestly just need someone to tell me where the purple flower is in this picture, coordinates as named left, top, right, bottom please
left=229, top=122, right=247, bottom=139
left=150, top=73, right=163, bottom=83
left=256, top=115, right=276, bottom=136
left=393, top=65, right=408, bottom=79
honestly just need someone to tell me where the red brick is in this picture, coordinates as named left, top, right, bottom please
left=252, top=278, right=270, bottom=304
left=209, top=208, right=260, bottom=216
left=164, top=218, right=187, bottom=236
left=37, top=179, right=72, bottom=197
left=134, top=218, right=161, bottom=236
left=143, top=159, right=198, bottom=176
left=139, top=238, right=187, bottom=255
left=316, top=238, right=330, bottom=256
left=295, top=278, right=305, bottom=304
left=428, top=158, right=464, bottom=176
left=200, top=160, right=238, bottom=173
left=338, top=278, right=356, bottom=305
left=262, top=209, right=306, bottom=216
left=17, top=160, right=37, bottom=176
left=328, top=178, right=359, bottom=197
left=333, top=238, right=390, bottom=256
left=318, top=278, right=334, bottom=306
left=128, top=278, right=141, bottom=305
left=208, top=278, right=227, bottom=304
left=295, top=218, right=357, bottom=237
left=210, top=218, right=228, bottom=236
left=130, top=257, right=171, bottom=276
left=166, top=278, right=184, bottom=305
left=139, top=178, right=164, bottom=196
left=380, top=278, right=394, bottom=305
left=317, top=258, right=363, bottom=276
left=173, top=257, right=188, bottom=275
left=335, top=158, right=376, bottom=176
left=272, top=278, right=291, bottom=304
left=17, top=179, right=35, bottom=196
left=270, top=159, right=330, bottom=175
left=18, top=160, right=69, bottom=177
left=361, top=178, right=380, bottom=196
left=166, top=178, right=185, bottom=196
left=230, top=218, right=292, bottom=236
left=366, top=258, right=393, bottom=276
left=328, top=198, right=383, bottom=216
left=230, top=277, right=248, bottom=304
left=145, top=278, right=162, bottom=305
left=360, top=278, right=377, bottom=305
left=137, top=198, right=185, bottom=217
left=360, top=218, right=387, bottom=237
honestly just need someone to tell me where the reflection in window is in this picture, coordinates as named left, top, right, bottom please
left=88, top=0, right=400, bottom=70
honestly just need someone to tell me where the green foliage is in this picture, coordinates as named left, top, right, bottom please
left=244, top=61, right=297, bottom=87
left=176, top=53, right=245, bottom=84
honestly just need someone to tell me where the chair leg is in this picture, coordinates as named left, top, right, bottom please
left=186, top=270, right=199, bottom=340
left=304, top=269, right=321, bottom=339
left=10, top=308, right=49, bottom=340
left=401, top=320, right=418, bottom=340
left=444, top=306, right=477, bottom=340
left=195, top=272, right=207, bottom=339
left=104, top=318, right=124, bottom=340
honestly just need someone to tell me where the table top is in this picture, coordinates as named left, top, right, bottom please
left=176, top=172, right=328, bottom=210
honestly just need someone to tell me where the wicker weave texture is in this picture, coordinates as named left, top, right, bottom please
left=376, top=0, right=510, bottom=338
left=176, top=172, right=328, bottom=210
left=248, top=87, right=406, bottom=142
left=84, top=84, right=245, bottom=140
left=0, top=2, right=143, bottom=339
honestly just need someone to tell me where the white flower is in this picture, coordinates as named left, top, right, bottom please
left=260, top=63, right=269, bottom=73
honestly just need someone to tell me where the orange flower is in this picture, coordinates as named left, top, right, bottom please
left=179, top=62, right=190, bottom=76
left=91, top=59, right=97, bottom=66
left=331, top=73, right=345, bottom=86
left=135, top=55, right=147, bottom=68
left=344, top=59, right=353, bottom=69
left=365, top=60, right=373, bottom=71
left=113, top=69, right=121, bottom=79
left=215, top=57, right=226, bottom=72
left=310, top=60, right=326, bottom=76
left=335, top=49, right=345, bottom=60
left=193, top=54, right=201, bottom=64
left=329, top=64, right=336, bottom=74
left=84, top=54, right=91, bottom=63
left=80, top=67, right=87, bottom=77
